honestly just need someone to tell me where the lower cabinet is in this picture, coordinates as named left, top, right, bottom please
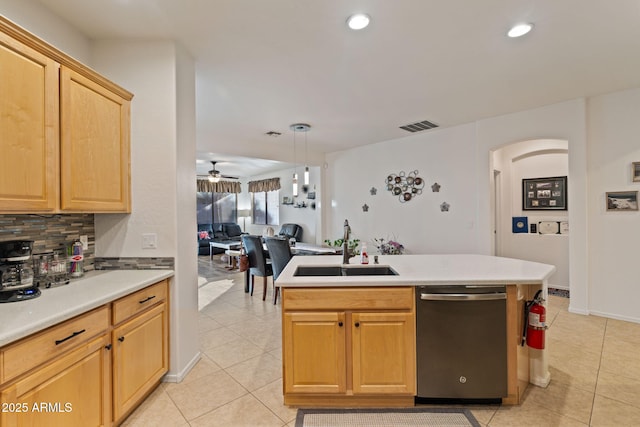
left=283, top=312, right=347, bottom=394
left=282, top=287, right=415, bottom=407
left=0, top=279, right=169, bottom=426
left=351, top=312, right=415, bottom=395
left=0, top=335, right=111, bottom=427
left=112, top=303, right=169, bottom=423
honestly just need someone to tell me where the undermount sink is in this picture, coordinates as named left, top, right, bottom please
left=293, top=265, right=398, bottom=277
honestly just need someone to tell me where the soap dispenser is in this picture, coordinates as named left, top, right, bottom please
left=360, top=243, right=369, bottom=264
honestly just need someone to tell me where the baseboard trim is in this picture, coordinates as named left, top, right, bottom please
left=163, top=351, right=202, bottom=383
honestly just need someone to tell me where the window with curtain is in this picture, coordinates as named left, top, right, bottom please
left=197, top=191, right=237, bottom=225
left=196, top=179, right=240, bottom=226
left=252, top=190, right=279, bottom=225
left=248, top=177, right=281, bottom=226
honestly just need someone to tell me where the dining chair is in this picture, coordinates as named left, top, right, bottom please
left=264, top=237, right=293, bottom=304
left=241, top=235, right=273, bottom=301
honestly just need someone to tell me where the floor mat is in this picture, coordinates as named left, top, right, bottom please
left=295, top=408, right=481, bottom=427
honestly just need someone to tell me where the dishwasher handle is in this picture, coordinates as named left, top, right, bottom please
left=420, top=292, right=506, bottom=301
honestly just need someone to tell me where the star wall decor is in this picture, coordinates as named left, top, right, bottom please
left=362, top=203, right=369, bottom=212
left=431, top=182, right=441, bottom=192
left=440, top=202, right=450, bottom=212
left=370, top=187, right=377, bottom=195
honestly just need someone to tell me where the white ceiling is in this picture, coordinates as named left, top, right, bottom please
left=37, top=0, right=640, bottom=177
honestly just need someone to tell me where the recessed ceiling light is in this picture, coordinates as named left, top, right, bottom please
left=347, top=13, right=370, bottom=30
left=508, top=23, right=533, bottom=38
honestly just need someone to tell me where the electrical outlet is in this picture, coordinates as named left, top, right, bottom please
left=79, top=235, right=89, bottom=250
left=142, top=233, right=157, bottom=249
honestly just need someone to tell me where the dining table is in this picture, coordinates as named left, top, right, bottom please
left=243, top=242, right=340, bottom=293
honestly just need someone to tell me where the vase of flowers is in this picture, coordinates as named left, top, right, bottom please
left=373, top=238, right=404, bottom=255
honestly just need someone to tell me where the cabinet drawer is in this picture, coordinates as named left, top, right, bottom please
left=283, top=287, right=414, bottom=311
left=1, top=306, right=109, bottom=384
left=113, top=280, right=168, bottom=325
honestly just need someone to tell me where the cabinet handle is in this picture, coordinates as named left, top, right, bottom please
left=105, top=344, right=112, bottom=350
left=139, top=295, right=156, bottom=304
left=354, top=322, right=360, bottom=328
left=338, top=321, right=343, bottom=327
left=118, top=336, right=125, bottom=342
left=55, top=329, right=86, bottom=345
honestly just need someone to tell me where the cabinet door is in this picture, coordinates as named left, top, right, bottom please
left=0, top=335, right=111, bottom=427
left=60, top=66, right=131, bottom=212
left=112, top=302, right=168, bottom=422
left=351, top=312, right=416, bottom=394
left=0, top=32, right=58, bottom=212
left=283, top=312, right=346, bottom=394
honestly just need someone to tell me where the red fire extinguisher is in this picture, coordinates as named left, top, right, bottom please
left=522, top=290, right=547, bottom=349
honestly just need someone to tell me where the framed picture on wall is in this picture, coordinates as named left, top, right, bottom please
left=606, top=191, right=639, bottom=211
left=633, top=162, right=640, bottom=182
left=522, top=176, right=567, bottom=210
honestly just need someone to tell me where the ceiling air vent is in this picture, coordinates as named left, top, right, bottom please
left=399, top=119, right=438, bottom=133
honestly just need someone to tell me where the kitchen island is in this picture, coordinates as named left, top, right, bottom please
left=277, top=254, right=555, bottom=407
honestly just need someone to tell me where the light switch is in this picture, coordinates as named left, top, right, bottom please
left=142, top=233, right=157, bottom=249
left=79, top=235, right=89, bottom=250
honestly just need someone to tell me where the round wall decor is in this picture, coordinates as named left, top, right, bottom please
left=385, top=170, right=425, bottom=202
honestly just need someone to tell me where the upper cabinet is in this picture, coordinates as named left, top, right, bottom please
left=0, top=30, right=59, bottom=212
left=60, top=67, right=131, bottom=212
left=0, top=17, right=133, bottom=214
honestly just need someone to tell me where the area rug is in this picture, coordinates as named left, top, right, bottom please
left=198, top=278, right=235, bottom=310
left=295, top=408, right=480, bottom=427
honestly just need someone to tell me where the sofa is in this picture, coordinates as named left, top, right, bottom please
left=198, top=222, right=245, bottom=256
left=278, top=223, right=303, bottom=242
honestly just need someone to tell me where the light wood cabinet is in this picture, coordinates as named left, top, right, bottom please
left=282, top=287, right=415, bottom=407
left=0, top=279, right=169, bottom=426
left=0, top=28, right=59, bottom=212
left=0, top=17, right=132, bottom=214
left=112, top=300, right=169, bottom=423
left=60, top=67, right=131, bottom=212
left=0, top=306, right=110, bottom=384
left=0, top=335, right=111, bottom=427
left=351, top=312, right=415, bottom=395
left=283, top=312, right=346, bottom=394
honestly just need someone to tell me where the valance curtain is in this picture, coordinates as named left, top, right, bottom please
left=197, top=179, right=241, bottom=193
left=248, top=177, right=281, bottom=193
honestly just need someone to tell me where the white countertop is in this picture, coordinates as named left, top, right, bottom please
left=0, top=269, right=174, bottom=347
left=276, top=254, right=556, bottom=287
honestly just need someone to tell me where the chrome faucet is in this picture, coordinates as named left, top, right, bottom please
left=343, top=219, right=351, bottom=264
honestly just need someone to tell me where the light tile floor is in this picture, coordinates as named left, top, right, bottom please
left=123, top=258, right=640, bottom=426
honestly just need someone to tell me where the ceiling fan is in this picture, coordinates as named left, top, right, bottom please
left=206, top=161, right=239, bottom=182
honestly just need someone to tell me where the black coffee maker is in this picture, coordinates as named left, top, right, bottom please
left=0, top=240, right=41, bottom=302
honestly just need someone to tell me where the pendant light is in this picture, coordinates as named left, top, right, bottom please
left=290, top=123, right=311, bottom=196
left=304, top=129, right=310, bottom=186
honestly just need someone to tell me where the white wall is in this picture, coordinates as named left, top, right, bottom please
left=476, top=99, right=589, bottom=315
left=586, top=88, right=640, bottom=322
left=0, top=0, right=91, bottom=63
left=325, top=99, right=591, bottom=316
left=325, top=123, right=480, bottom=254
left=91, top=40, right=200, bottom=380
left=240, top=166, right=322, bottom=243
left=172, top=42, right=200, bottom=379
left=493, top=140, right=569, bottom=289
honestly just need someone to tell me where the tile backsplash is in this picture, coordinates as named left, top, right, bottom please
left=0, top=214, right=95, bottom=271
left=0, top=214, right=175, bottom=272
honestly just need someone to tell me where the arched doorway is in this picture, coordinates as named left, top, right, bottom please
left=491, top=139, right=569, bottom=290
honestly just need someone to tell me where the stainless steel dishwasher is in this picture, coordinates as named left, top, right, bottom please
left=415, top=285, right=507, bottom=401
